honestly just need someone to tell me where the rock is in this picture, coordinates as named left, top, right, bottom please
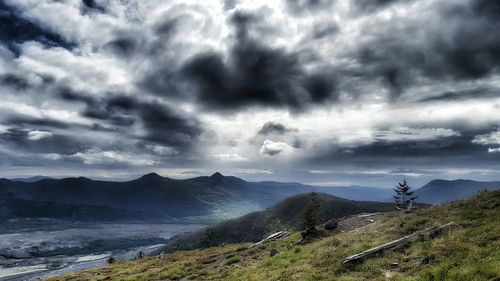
left=390, top=262, right=399, bottom=268
left=301, top=227, right=319, bottom=239
left=324, top=219, right=338, bottom=230
left=270, top=248, right=279, bottom=257
left=415, top=256, right=430, bottom=265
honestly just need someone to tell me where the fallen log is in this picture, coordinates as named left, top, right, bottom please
left=342, top=222, right=456, bottom=264
left=251, top=231, right=291, bottom=247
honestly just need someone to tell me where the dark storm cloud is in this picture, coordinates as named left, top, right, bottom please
left=0, top=73, right=30, bottom=90
left=258, top=121, right=296, bottom=135
left=58, top=88, right=135, bottom=126
left=6, top=116, right=69, bottom=129
left=0, top=128, right=83, bottom=155
left=354, top=0, right=500, bottom=98
left=137, top=102, right=202, bottom=147
left=307, top=127, right=499, bottom=168
left=352, top=137, right=480, bottom=158
left=81, top=0, right=107, bottom=14
left=154, top=18, right=180, bottom=39
left=311, top=24, right=339, bottom=40
left=58, top=89, right=203, bottom=148
left=104, top=37, right=138, bottom=58
left=105, top=95, right=203, bottom=147
left=0, top=2, right=74, bottom=55
left=104, top=12, right=181, bottom=60
left=353, top=0, right=400, bottom=13
left=472, top=0, right=500, bottom=20
left=285, top=0, right=333, bottom=15
left=418, top=87, right=500, bottom=103
left=172, top=11, right=338, bottom=112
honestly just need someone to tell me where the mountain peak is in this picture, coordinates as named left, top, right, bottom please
left=210, top=172, right=225, bottom=184
left=210, top=172, right=224, bottom=178
left=139, top=172, right=163, bottom=180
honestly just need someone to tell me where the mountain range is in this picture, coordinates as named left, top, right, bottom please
left=414, top=179, right=500, bottom=204
left=1, top=173, right=498, bottom=222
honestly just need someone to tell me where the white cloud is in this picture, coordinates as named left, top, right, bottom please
left=235, top=169, right=273, bottom=174
left=145, top=145, right=178, bottom=156
left=488, top=147, right=500, bottom=153
left=212, top=153, right=249, bottom=162
left=27, top=130, right=53, bottom=141
left=376, top=127, right=461, bottom=142
left=259, top=139, right=294, bottom=157
left=472, top=131, right=500, bottom=145
left=41, top=153, right=62, bottom=160
left=71, top=148, right=157, bottom=166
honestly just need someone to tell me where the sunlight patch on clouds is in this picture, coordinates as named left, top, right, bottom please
left=212, top=153, right=249, bottom=162
left=27, top=130, right=53, bottom=141
left=145, top=145, right=178, bottom=156
left=488, top=147, right=500, bottom=153
left=41, top=153, right=62, bottom=160
left=71, top=148, right=157, bottom=166
left=259, top=139, right=294, bottom=157
left=472, top=131, right=500, bottom=145
left=376, top=127, right=461, bottom=142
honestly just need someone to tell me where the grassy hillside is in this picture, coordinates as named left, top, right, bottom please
left=159, top=193, right=395, bottom=252
left=46, top=191, right=499, bottom=281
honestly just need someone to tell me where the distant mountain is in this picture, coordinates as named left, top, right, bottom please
left=317, top=185, right=394, bottom=201
left=414, top=179, right=500, bottom=204
left=10, top=175, right=53, bottom=183
left=157, top=192, right=396, bottom=252
left=0, top=173, right=313, bottom=222
left=0, top=173, right=396, bottom=222
left=11, top=173, right=489, bottom=222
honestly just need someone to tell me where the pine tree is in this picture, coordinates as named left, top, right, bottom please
left=393, top=179, right=418, bottom=212
left=106, top=256, right=116, bottom=264
left=302, top=192, right=321, bottom=230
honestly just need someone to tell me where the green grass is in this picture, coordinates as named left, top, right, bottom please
left=46, top=191, right=500, bottom=281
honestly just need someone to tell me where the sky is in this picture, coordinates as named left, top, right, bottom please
left=0, top=0, right=499, bottom=187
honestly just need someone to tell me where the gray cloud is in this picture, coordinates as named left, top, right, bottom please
left=0, top=0, right=499, bottom=184
left=0, top=1, right=75, bottom=55
left=258, top=121, right=296, bottom=135
left=353, top=0, right=500, bottom=99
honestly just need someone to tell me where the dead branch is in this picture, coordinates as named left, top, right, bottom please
left=342, top=222, right=456, bottom=264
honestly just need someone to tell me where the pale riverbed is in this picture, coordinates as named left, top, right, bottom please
left=0, top=219, right=204, bottom=281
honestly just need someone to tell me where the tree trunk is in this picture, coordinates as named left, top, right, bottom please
left=342, top=222, right=456, bottom=264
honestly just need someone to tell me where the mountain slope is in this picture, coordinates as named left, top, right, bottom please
left=0, top=173, right=391, bottom=221
left=10, top=176, right=53, bottom=183
left=158, top=192, right=396, bottom=252
left=0, top=173, right=270, bottom=220
left=414, top=179, right=500, bottom=204
left=4, top=173, right=495, bottom=222
left=47, top=191, right=500, bottom=281
left=317, top=185, right=394, bottom=201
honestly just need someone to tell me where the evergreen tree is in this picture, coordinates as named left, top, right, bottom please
left=107, top=256, right=116, bottom=264
left=302, top=192, right=321, bottom=230
left=393, top=179, right=418, bottom=212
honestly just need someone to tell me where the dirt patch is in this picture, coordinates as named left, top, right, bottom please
left=336, top=212, right=384, bottom=233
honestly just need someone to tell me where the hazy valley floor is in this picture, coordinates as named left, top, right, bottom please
left=0, top=221, right=204, bottom=281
